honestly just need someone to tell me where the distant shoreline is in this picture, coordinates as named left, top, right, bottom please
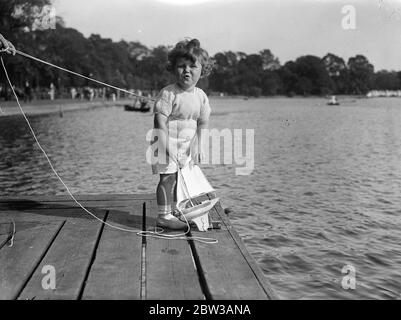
left=209, top=94, right=367, bottom=100
left=0, top=94, right=395, bottom=120
left=0, top=98, right=134, bottom=119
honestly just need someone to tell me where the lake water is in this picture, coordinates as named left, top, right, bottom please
left=1, top=97, right=401, bottom=299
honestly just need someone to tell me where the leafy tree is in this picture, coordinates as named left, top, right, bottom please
left=322, top=53, right=351, bottom=94
left=259, top=49, right=280, bottom=71
left=322, top=53, right=346, bottom=77
left=136, top=45, right=172, bottom=90
left=373, top=70, right=400, bottom=90
left=236, top=54, right=264, bottom=96
left=0, top=0, right=52, bottom=36
left=261, top=70, right=282, bottom=95
left=0, top=0, right=53, bottom=97
left=285, top=55, right=333, bottom=95
left=277, top=61, right=299, bottom=96
left=322, top=53, right=349, bottom=93
left=209, top=51, right=240, bottom=94
left=295, top=76, right=314, bottom=96
left=1, top=3, right=396, bottom=100
left=347, top=55, right=374, bottom=94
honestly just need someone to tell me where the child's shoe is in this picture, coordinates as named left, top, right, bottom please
left=156, top=212, right=187, bottom=230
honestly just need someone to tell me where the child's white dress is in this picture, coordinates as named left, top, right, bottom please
left=150, top=83, right=211, bottom=174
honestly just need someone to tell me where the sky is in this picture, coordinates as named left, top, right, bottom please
left=53, top=0, right=401, bottom=71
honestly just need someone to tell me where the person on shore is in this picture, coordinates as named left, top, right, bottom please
left=0, top=33, right=16, bottom=55
left=149, top=39, right=214, bottom=229
left=49, top=82, right=55, bottom=100
left=24, top=80, right=32, bottom=102
left=70, top=87, right=77, bottom=99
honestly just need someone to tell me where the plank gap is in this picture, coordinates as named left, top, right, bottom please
left=0, top=222, right=13, bottom=250
left=140, top=202, right=147, bottom=300
left=15, top=220, right=66, bottom=300
left=76, top=210, right=109, bottom=300
left=185, top=197, right=213, bottom=300
left=187, top=236, right=212, bottom=300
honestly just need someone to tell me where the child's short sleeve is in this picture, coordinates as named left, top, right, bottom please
left=153, top=89, right=172, bottom=117
left=198, top=91, right=211, bottom=124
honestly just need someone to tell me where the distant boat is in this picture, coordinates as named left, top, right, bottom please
left=327, top=95, right=339, bottom=105
left=124, top=101, right=151, bottom=112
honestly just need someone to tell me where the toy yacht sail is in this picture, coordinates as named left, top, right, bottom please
left=176, top=164, right=219, bottom=231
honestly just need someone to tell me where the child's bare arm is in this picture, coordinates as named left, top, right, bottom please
left=196, top=118, right=209, bottom=164
left=154, top=113, right=174, bottom=160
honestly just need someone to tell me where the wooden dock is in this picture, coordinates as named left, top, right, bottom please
left=0, top=194, right=278, bottom=300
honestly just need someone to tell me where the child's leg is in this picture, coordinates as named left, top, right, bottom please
left=156, top=173, right=176, bottom=214
left=156, top=173, right=186, bottom=229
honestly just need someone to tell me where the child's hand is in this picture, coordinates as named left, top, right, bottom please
left=178, top=158, right=187, bottom=169
left=174, top=155, right=187, bottom=169
left=188, top=158, right=196, bottom=169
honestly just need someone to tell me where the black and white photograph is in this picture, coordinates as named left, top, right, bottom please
left=1, top=0, right=400, bottom=306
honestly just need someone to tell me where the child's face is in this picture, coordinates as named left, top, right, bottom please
left=174, top=57, right=202, bottom=91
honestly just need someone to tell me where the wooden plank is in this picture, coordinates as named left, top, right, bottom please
left=18, top=211, right=107, bottom=300
left=0, top=235, right=10, bottom=249
left=81, top=204, right=144, bottom=300
left=0, top=208, right=104, bottom=223
left=0, top=193, right=277, bottom=300
left=0, top=194, right=154, bottom=203
left=188, top=195, right=277, bottom=300
left=145, top=199, right=204, bottom=300
left=0, top=222, right=13, bottom=249
left=189, top=229, right=270, bottom=299
left=146, top=239, right=205, bottom=300
left=0, top=220, right=64, bottom=300
left=0, top=199, right=152, bottom=211
left=209, top=197, right=279, bottom=300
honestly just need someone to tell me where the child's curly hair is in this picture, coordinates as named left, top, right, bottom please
left=166, top=39, right=214, bottom=78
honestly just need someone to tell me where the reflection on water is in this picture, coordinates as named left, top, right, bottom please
left=1, top=98, right=401, bottom=299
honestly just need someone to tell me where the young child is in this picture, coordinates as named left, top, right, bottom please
left=150, top=39, right=213, bottom=230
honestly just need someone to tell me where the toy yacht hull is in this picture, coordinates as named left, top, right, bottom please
left=179, top=198, right=220, bottom=231
left=176, top=164, right=219, bottom=231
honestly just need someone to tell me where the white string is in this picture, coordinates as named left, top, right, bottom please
left=137, top=153, right=218, bottom=244
left=0, top=55, right=218, bottom=244
left=15, top=50, right=155, bottom=101
left=138, top=201, right=218, bottom=244
left=138, top=219, right=217, bottom=244
left=1, top=56, right=143, bottom=234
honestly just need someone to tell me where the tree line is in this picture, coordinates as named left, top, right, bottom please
left=1, top=0, right=400, bottom=98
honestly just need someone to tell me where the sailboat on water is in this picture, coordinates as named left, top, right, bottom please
left=327, top=95, right=340, bottom=105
